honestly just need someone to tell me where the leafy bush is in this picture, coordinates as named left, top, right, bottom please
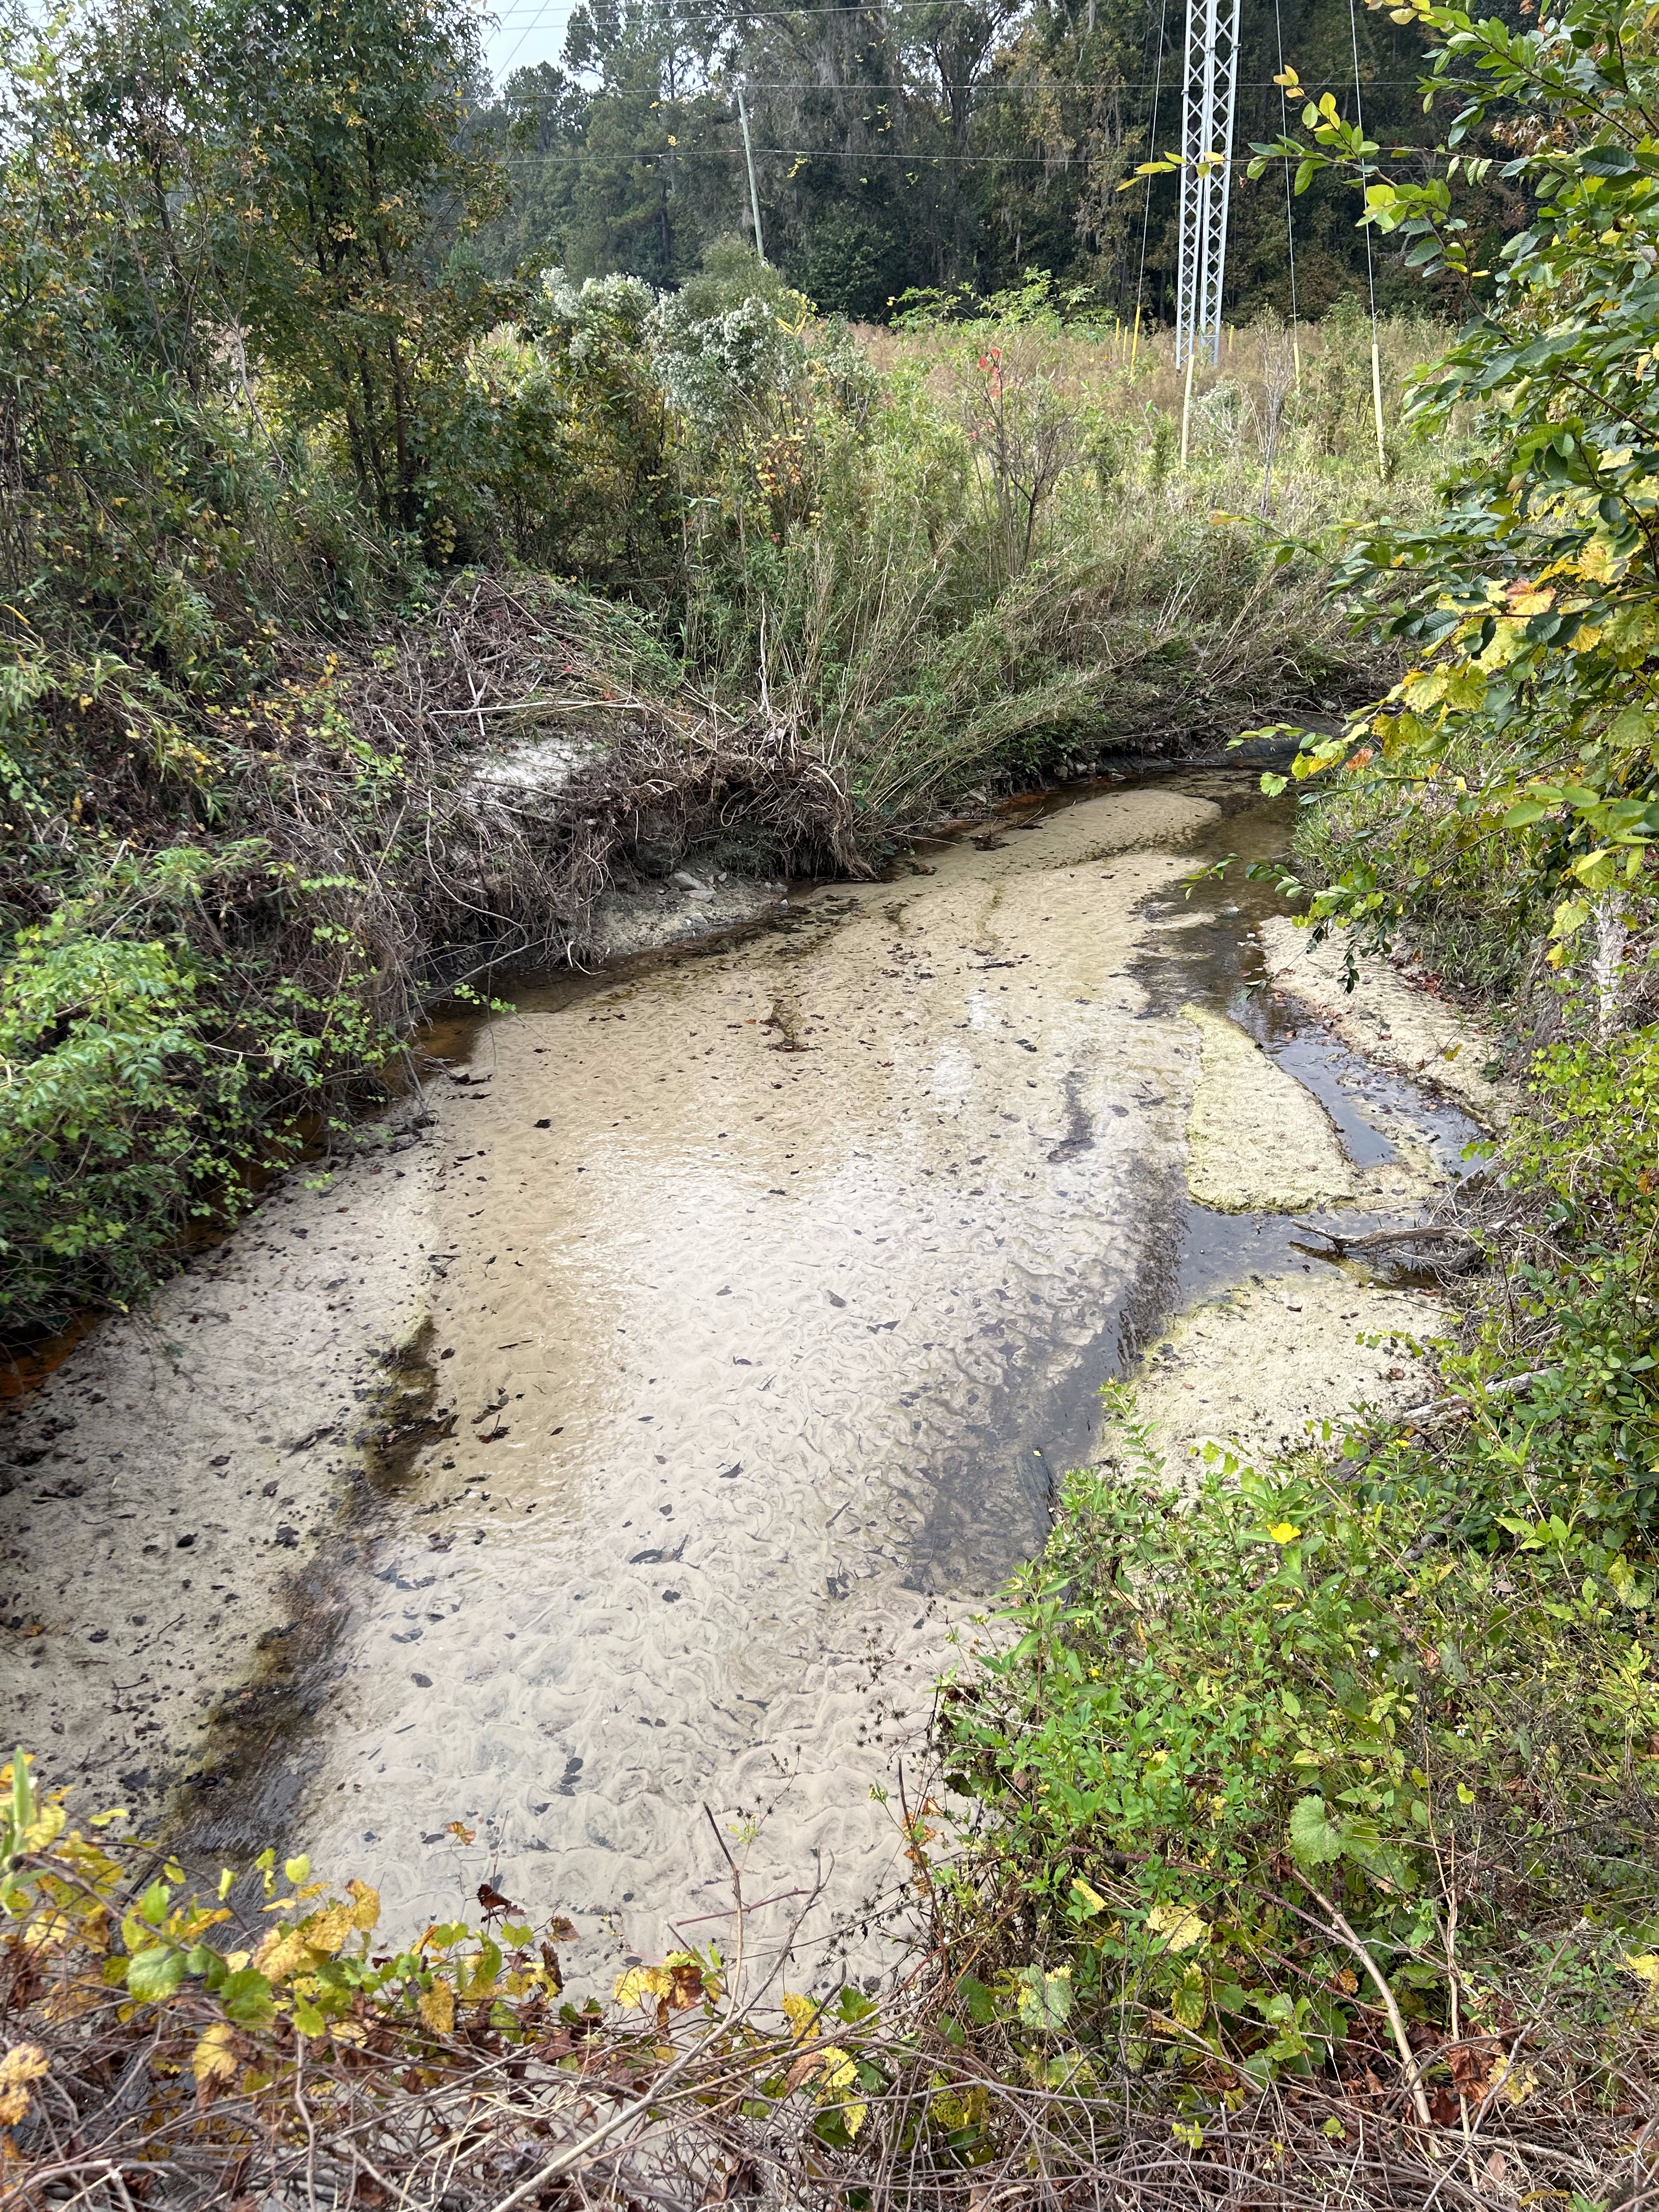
left=1250, top=0, right=1659, bottom=968
left=942, top=1391, right=1659, bottom=2072
left=940, top=1031, right=1659, bottom=2110
left=0, top=865, right=257, bottom=1320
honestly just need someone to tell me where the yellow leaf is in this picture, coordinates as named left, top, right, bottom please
left=1147, top=1903, right=1209, bottom=1955
left=252, top=1928, right=315, bottom=1981
left=1549, top=895, right=1591, bottom=942
left=819, top=2046, right=868, bottom=2136
left=931, top=2081, right=990, bottom=2131
left=1267, top=1522, right=1301, bottom=1545
left=21, top=1804, right=66, bottom=1854
left=190, top=2023, right=238, bottom=2087
left=1575, top=537, right=1619, bottom=584
left=782, top=1991, right=820, bottom=2040
left=417, top=1981, right=455, bottom=2035
left=1070, top=1876, right=1108, bottom=1918
left=303, top=1905, right=353, bottom=1955
left=614, top=1965, right=673, bottom=2011
left=1491, top=2055, right=1538, bottom=2105
left=346, top=1878, right=380, bottom=1931
left=1622, top=1951, right=1659, bottom=1984
left=0, top=2043, right=47, bottom=2125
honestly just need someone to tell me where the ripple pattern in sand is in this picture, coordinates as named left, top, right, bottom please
left=288, top=790, right=1222, bottom=1971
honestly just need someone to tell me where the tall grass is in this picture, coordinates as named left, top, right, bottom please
left=663, top=287, right=1462, bottom=830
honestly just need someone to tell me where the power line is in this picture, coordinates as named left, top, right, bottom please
left=493, top=0, right=574, bottom=78
left=492, top=0, right=1118, bottom=15
left=488, top=70, right=1426, bottom=93
left=496, top=143, right=1148, bottom=164
left=495, top=131, right=1429, bottom=166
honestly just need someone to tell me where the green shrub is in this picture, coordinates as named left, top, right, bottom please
left=944, top=1389, right=1659, bottom=2055
left=0, top=842, right=399, bottom=1328
left=940, top=1034, right=1659, bottom=2092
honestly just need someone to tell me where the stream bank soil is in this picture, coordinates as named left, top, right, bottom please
left=0, top=772, right=1499, bottom=1984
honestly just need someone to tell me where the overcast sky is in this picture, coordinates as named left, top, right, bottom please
left=480, top=0, right=579, bottom=86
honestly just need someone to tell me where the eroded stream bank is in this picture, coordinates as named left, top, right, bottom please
left=1, top=771, right=1498, bottom=1984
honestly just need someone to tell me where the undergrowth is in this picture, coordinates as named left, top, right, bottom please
left=3, top=1730, right=1654, bottom=2211
left=929, top=949, right=1659, bottom=2196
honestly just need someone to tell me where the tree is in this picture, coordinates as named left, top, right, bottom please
left=1248, top=0, right=1659, bottom=966
left=212, top=0, right=514, bottom=547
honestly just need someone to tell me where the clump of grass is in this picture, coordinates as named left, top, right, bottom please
left=679, top=292, right=1452, bottom=832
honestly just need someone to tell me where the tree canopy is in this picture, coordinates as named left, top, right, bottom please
left=468, top=0, right=1499, bottom=320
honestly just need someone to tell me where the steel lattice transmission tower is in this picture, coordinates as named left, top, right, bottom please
left=1174, top=0, right=1243, bottom=368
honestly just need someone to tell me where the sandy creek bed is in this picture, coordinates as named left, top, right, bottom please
left=0, top=771, right=1500, bottom=1991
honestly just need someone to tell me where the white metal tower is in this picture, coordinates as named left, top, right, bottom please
left=1174, top=0, right=1242, bottom=368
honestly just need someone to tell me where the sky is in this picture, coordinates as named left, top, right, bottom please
left=479, top=0, right=579, bottom=86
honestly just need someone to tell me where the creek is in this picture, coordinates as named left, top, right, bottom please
left=2, top=768, right=1483, bottom=1991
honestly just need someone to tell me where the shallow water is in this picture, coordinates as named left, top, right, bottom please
left=178, top=772, right=1479, bottom=1984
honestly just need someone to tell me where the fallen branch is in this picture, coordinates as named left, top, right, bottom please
left=1395, top=1368, right=1558, bottom=1430
left=1291, top=1220, right=1479, bottom=1259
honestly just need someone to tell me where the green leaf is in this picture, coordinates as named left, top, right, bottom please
left=1015, top=1962, right=1073, bottom=2032
left=220, top=1968, right=276, bottom=2028
left=1288, top=1795, right=1345, bottom=1867
left=127, top=1945, right=185, bottom=2001
left=1580, top=144, right=1638, bottom=174
left=956, top=1972, right=997, bottom=2025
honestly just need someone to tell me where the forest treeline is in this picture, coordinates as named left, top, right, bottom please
left=471, top=0, right=1516, bottom=319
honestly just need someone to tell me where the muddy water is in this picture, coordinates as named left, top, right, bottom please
left=171, top=773, right=1476, bottom=1985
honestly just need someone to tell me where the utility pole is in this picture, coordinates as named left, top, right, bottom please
left=736, top=91, right=766, bottom=264
left=1174, top=0, right=1242, bottom=369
